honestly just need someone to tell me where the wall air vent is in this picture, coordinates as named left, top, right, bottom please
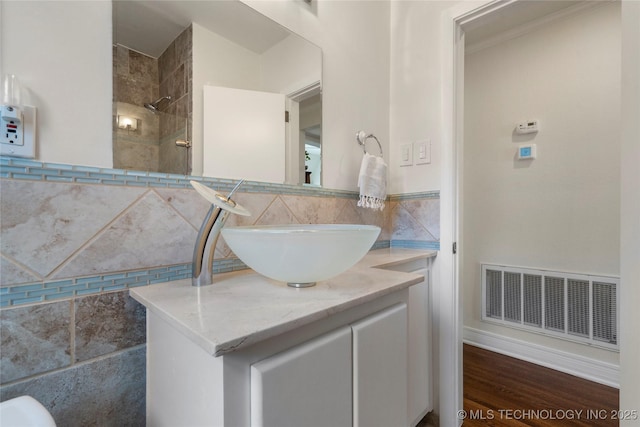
left=481, top=264, right=619, bottom=350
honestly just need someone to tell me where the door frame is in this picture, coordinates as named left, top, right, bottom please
left=440, top=2, right=639, bottom=424
left=438, top=1, right=521, bottom=426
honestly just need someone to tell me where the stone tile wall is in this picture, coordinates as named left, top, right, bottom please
left=158, top=25, right=192, bottom=175
left=0, top=293, right=145, bottom=426
left=0, top=157, right=438, bottom=424
left=389, top=193, right=440, bottom=249
left=113, top=45, right=161, bottom=172
left=112, top=25, right=192, bottom=175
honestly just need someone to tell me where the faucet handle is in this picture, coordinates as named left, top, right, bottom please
left=190, top=180, right=251, bottom=216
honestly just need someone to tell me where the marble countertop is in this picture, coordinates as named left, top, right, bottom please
left=130, top=248, right=436, bottom=357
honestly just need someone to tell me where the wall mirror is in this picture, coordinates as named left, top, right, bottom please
left=113, top=0, right=322, bottom=186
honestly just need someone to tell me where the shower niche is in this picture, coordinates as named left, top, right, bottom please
left=112, top=26, right=192, bottom=175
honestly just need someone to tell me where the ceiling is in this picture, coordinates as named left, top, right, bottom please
left=115, top=1, right=594, bottom=67
left=464, top=0, right=589, bottom=46
left=113, top=1, right=291, bottom=58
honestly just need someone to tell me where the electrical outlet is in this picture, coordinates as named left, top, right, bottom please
left=0, top=105, right=36, bottom=158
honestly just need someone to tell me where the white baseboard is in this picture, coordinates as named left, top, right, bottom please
left=463, top=327, right=619, bottom=388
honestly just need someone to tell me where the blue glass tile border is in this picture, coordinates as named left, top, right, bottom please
left=0, top=157, right=361, bottom=199
left=0, top=259, right=253, bottom=308
left=0, top=156, right=440, bottom=200
left=390, top=240, right=440, bottom=250
left=0, top=264, right=177, bottom=307
left=389, top=191, right=440, bottom=201
left=0, top=239, right=438, bottom=308
left=371, top=239, right=391, bottom=250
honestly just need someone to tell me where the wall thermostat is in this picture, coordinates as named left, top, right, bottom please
left=516, top=120, right=539, bottom=134
left=518, top=144, right=537, bottom=160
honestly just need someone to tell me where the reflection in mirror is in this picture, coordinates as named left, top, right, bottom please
left=301, top=94, right=322, bottom=186
left=112, top=0, right=322, bottom=185
left=112, top=28, right=192, bottom=175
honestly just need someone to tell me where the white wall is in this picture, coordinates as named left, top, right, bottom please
left=462, top=3, right=620, bottom=363
left=192, top=24, right=321, bottom=178
left=191, top=23, right=262, bottom=176
left=261, top=34, right=322, bottom=96
left=389, top=1, right=448, bottom=194
left=244, top=0, right=390, bottom=191
left=0, top=1, right=112, bottom=168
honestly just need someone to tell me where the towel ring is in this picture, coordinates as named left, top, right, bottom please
left=356, top=131, right=383, bottom=156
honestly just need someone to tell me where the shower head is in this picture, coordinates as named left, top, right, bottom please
left=144, top=96, right=172, bottom=113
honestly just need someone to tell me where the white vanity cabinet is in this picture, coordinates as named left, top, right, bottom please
left=381, top=259, right=433, bottom=426
left=250, top=326, right=353, bottom=427
left=352, top=303, right=408, bottom=427
left=250, top=304, right=408, bottom=427
left=409, top=268, right=432, bottom=425
left=132, top=249, right=437, bottom=427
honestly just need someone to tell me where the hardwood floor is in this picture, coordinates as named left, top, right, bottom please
left=462, top=344, right=619, bottom=426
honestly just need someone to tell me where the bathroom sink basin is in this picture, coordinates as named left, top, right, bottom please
left=221, top=224, right=381, bottom=287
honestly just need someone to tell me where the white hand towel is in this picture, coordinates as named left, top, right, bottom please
left=357, top=152, right=387, bottom=210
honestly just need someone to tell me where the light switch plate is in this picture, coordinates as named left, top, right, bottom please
left=400, top=143, right=413, bottom=167
left=414, top=139, right=431, bottom=165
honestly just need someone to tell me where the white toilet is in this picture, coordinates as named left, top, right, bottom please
left=0, top=396, right=56, bottom=427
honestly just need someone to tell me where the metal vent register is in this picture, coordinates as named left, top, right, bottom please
left=482, top=264, right=619, bottom=350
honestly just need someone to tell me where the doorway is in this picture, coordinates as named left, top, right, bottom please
left=439, top=1, right=622, bottom=426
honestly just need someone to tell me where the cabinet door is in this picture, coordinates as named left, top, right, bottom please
left=352, top=303, right=408, bottom=427
left=250, top=326, right=352, bottom=427
left=408, top=271, right=432, bottom=425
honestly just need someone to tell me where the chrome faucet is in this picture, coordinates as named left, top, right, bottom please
left=190, top=180, right=251, bottom=286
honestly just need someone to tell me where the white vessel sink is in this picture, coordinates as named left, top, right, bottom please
left=221, top=224, right=381, bottom=287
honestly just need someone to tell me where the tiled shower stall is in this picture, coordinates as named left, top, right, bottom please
left=113, top=26, right=192, bottom=175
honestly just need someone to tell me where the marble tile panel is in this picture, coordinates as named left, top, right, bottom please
left=0, top=301, right=71, bottom=383
left=224, top=192, right=277, bottom=228
left=114, top=45, right=129, bottom=77
left=391, top=204, right=436, bottom=241
left=174, top=64, right=186, bottom=98
left=115, top=75, right=155, bottom=107
left=175, top=25, right=192, bottom=66
left=0, top=255, right=40, bottom=287
left=128, top=49, right=158, bottom=83
left=159, top=107, right=177, bottom=138
left=0, top=346, right=146, bottom=427
left=159, top=72, right=174, bottom=103
left=254, top=196, right=299, bottom=226
left=74, top=291, right=146, bottom=362
left=153, top=188, right=210, bottom=229
left=174, top=94, right=189, bottom=120
left=0, top=180, right=146, bottom=279
left=335, top=200, right=389, bottom=240
left=112, top=139, right=160, bottom=172
left=51, top=191, right=197, bottom=279
left=280, top=195, right=347, bottom=224
left=400, top=198, right=440, bottom=240
left=158, top=138, right=189, bottom=175
left=158, top=41, right=176, bottom=84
